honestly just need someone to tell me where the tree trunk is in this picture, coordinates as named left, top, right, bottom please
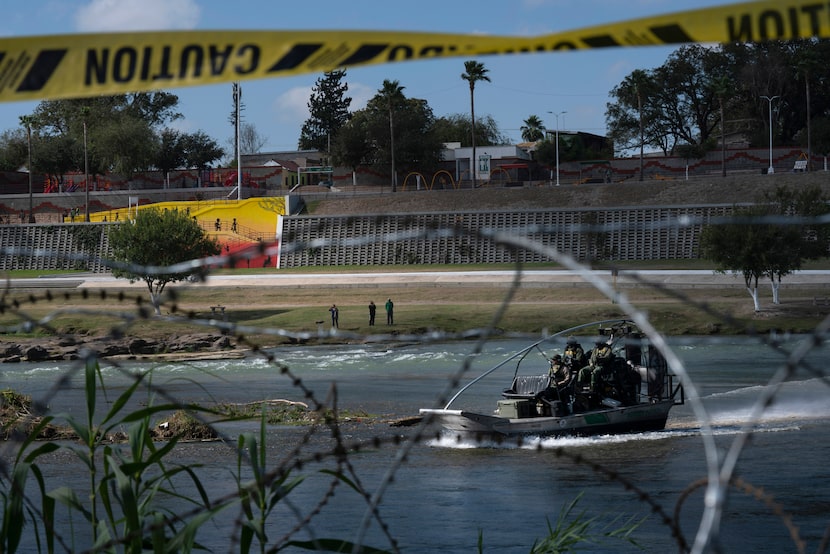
left=770, top=278, right=781, bottom=305
left=747, top=286, right=761, bottom=312
left=470, top=85, right=477, bottom=189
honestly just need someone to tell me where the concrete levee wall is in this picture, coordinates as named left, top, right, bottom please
left=1, top=205, right=737, bottom=272
left=0, top=223, right=111, bottom=272
left=278, top=205, right=736, bottom=268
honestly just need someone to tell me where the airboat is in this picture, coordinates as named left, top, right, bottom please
left=419, top=320, right=684, bottom=440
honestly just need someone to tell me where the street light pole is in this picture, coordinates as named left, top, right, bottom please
left=547, top=110, right=566, bottom=186
left=83, top=120, right=89, bottom=222
left=25, top=120, right=34, bottom=223
left=235, top=82, right=242, bottom=201
left=761, top=95, right=779, bottom=175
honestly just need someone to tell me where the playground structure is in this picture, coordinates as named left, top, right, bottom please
left=400, top=170, right=458, bottom=191
left=85, top=197, right=286, bottom=268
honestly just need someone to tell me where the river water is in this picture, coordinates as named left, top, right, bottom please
left=4, top=335, right=830, bottom=553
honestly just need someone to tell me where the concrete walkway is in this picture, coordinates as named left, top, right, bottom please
left=10, top=269, right=828, bottom=290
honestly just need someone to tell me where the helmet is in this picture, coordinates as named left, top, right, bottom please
left=567, top=336, right=577, bottom=345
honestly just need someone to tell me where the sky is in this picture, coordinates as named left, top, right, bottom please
left=0, top=0, right=735, bottom=158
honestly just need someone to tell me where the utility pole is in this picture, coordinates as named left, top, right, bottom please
left=547, top=111, right=566, bottom=186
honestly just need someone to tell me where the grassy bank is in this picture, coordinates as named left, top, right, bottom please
left=2, top=278, right=827, bottom=346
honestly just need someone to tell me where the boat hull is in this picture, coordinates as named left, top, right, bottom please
left=420, top=399, right=675, bottom=441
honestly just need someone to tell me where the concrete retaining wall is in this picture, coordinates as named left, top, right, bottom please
left=278, top=205, right=735, bottom=268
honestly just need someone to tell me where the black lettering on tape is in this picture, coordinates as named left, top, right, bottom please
left=86, top=49, right=107, bottom=85
left=17, top=49, right=66, bottom=92
left=267, top=44, right=322, bottom=72
left=153, top=47, right=174, bottom=80
left=759, top=9, right=786, bottom=39
left=386, top=45, right=414, bottom=61
left=502, top=45, right=548, bottom=54
left=340, top=44, right=388, bottom=65
left=180, top=44, right=204, bottom=78
left=582, top=35, right=620, bottom=48
left=113, top=48, right=136, bottom=83
left=140, top=46, right=152, bottom=80
left=728, top=14, right=753, bottom=42
left=418, top=45, right=446, bottom=57
left=208, top=45, right=234, bottom=75
left=728, top=4, right=829, bottom=42
left=234, top=44, right=259, bottom=74
left=800, top=3, right=825, bottom=36
left=649, top=24, right=693, bottom=43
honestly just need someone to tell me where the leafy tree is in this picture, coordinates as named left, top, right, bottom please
left=155, top=128, right=187, bottom=176
left=699, top=205, right=776, bottom=311
left=461, top=60, right=491, bottom=188
left=606, top=69, right=658, bottom=178
left=0, top=128, right=27, bottom=171
left=386, top=98, right=443, bottom=174
left=25, top=93, right=184, bottom=181
left=108, top=208, right=220, bottom=314
left=699, top=186, right=830, bottom=310
left=607, top=45, right=732, bottom=161
left=811, top=116, right=830, bottom=156
left=298, top=70, right=352, bottom=155
left=604, top=39, right=830, bottom=157
left=333, top=84, right=443, bottom=181
left=123, top=92, right=182, bottom=127
left=536, top=133, right=612, bottom=167
left=761, top=186, right=830, bottom=303
left=95, top=115, right=158, bottom=178
left=433, top=113, right=507, bottom=146
left=332, top=110, right=371, bottom=171
left=181, top=131, right=224, bottom=170
left=520, top=115, right=545, bottom=142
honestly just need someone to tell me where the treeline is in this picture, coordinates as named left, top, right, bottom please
left=0, top=93, right=224, bottom=186
left=606, top=39, right=830, bottom=158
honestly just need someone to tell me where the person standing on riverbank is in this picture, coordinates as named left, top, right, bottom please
left=368, top=301, right=376, bottom=326
left=329, top=304, right=339, bottom=328
left=385, top=298, right=394, bottom=325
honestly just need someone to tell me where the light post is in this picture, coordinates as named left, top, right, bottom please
left=235, top=82, right=242, bottom=201
left=83, top=120, right=89, bottom=222
left=547, top=110, right=566, bottom=186
left=761, top=95, right=779, bottom=175
left=21, top=116, right=35, bottom=223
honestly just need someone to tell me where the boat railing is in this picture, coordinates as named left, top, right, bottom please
left=443, top=318, right=645, bottom=410
left=669, top=373, right=685, bottom=405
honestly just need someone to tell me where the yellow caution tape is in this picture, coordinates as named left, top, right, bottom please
left=0, top=0, right=827, bottom=102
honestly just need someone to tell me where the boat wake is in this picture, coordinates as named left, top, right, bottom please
left=699, top=377, right=830, bottom=426
left=426, top=420, right=805, bottom=450
left=426, top=378, right=827, bottom=450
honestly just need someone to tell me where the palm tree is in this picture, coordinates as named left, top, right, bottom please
left=461, top=60, right=490, bottom=188
left=520, top=115, right=546, bottom=142
left=377, top=79, right=405, bottom=192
